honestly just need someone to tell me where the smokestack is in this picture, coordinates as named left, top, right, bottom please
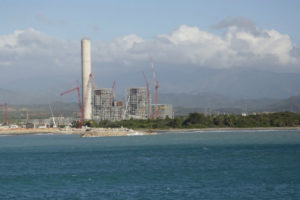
left=81, top=38, right=92, bottom=120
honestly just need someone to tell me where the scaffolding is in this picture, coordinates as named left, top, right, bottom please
left=126, top=87, right=150, bottom=119
left=93, top=88, right=123, bottom=121
left=93, top=87, right=154, bottom=121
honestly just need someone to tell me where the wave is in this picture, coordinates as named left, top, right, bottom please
left=127, top=132, right=144, bottom=136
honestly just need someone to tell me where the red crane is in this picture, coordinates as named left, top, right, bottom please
left=109, top=80, right=116, bottom=106
left=60, top=81, right=84, bottom=128
left=142, top=72, right=152, bottom=119
left=151, top=58, right=159, bottom=119
left=91, top=65, right=98, bottom=90
left=0, top=103, right=8, bottom=125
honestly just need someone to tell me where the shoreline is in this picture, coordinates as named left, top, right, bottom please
left=140, top=127, right=300, bottom=132
left=0, top=127, right=156, bottom=137
left=0, top=128, right=81, bottom=135
left=1, top=126, right=300, bottom=136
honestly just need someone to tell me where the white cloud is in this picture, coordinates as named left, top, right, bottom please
left=0, top=28, right=79, bottom=69
left=0, top=18, right=300, bottom=99
left=92, top=21, right=299, bottom=69
left=0, top=18, right=298, bottom=74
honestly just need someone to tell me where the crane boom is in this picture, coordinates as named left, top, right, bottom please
left=142, top=72, right=152, bottom=119
left=48, top=101, right=56, bottom=128
left=91, top=64, right=98, bottom=90
left=60, top=82, right=84, bottom=128
left=60, top=87, right=79, bottom=96
left=151, top=57, right=159, bottom=119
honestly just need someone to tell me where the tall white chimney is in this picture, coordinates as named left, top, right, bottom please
left=81, top=38, right=92, bottom=120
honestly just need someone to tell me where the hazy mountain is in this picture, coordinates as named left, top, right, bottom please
left=158, top=92, right=235, bottom=109
left=0, top=102, right=79, bottom=120
left=157, top=68, right=300, bottom=99
left=173, top=95, right=300, bottom=115
left=1, top=94, right=300, bottom=119
left=265, top=96, right=300, bottom=113
left=0, top=87, right=75, bottom=105
left=159, top=92, right=281, bottom=110
left=2, top=68, right=300, bottom=104
left=0, top=88, right=32, bottom=104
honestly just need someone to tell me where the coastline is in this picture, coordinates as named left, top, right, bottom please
left=0, top=128, right=81, bottom=135
left=1, top=126, right=300, bottom=136
left=0, top=127, right=156, bottom=137
left=140, top=127, right=300, bottom=133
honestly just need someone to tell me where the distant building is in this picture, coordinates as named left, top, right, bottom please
left=93, top=88, right=123, bottom=121
left=241, top=112, right=247, bottom=117
left=92, top=87, right=173, bottom=121
left=9, top=124, right=19, bottom=128
left=26, top=123, right=34, bottom=129
left=126, top=87, right=150, bottom=119
left=152, top=104, right=174, bottom=119
left=27, top=119, right=50, bottom=128
left=51, top=117, right=74, bottom=126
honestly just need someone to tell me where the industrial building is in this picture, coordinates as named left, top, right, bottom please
left=93, top=88, right=123, bottom=121
left=92, top=87, right=151, bottom=121
left=92, top=86, right=173, bottom=121
left=26, top=117, right=75, bottom=128
left=126, top=87, right=151, bottom=120
left=80, top=38, right=173, bottom=122
left=152, top=104, right=174, bottom=119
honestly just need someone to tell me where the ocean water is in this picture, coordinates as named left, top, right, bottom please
left=0, top=130, right=299, bottom=199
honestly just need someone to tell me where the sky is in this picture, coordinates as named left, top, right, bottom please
left=1, top=0, right=300, bottom=43
left=0, top=0, right=300, bottom=101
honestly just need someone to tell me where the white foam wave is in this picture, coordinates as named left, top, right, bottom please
left=127, top=132, right=144, bottom=136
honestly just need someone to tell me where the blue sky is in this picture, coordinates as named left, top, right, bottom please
left=1, top=0, right=300, bottom=100
left=1, top=0, right=300, bottom=44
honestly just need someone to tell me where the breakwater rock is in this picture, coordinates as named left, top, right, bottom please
left=81, top=128, right=156, bottom=137
left=0, top=128, right=63, bottom=135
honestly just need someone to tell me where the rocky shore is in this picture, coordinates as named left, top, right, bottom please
left=0, top=128, right=65, bottom=135
left=81, top=128, right=156, bottom=137
left=1, top=126, right=299, bottom=137
left=0, top=127, right=156, bottom=137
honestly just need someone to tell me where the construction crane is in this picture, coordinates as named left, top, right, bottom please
left=91, top=68, right=98, bottom=90
left=60, top=81, right=84, bottom=128
left=48, top=101, right=57, bottom=128
left=151, top=58, right=159, bottom=119
left=26, top=111, right=29, bottom=123
left=109, top=80, right=116, bottom=106
left=0, top=103, right=8, bottom=125
left=142, top=72, right=152, bottom=119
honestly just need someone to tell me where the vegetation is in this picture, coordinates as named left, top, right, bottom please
left=79, top=112, right=300, bottom=129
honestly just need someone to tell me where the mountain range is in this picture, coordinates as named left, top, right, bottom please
left=0, top=91, right=299, bottom=118
left=160, top=93, right=300, bottom=115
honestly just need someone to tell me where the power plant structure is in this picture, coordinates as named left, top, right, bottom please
left=93, top=88, right=124, bottom=121
left=81, top=38, right=92, bottom=120
left=76, top=38, right=173, bottom=122
left=126, top=87, right=150, bottom=119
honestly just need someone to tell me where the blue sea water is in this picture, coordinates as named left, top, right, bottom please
left=0, top=130, right=300, bottom=200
